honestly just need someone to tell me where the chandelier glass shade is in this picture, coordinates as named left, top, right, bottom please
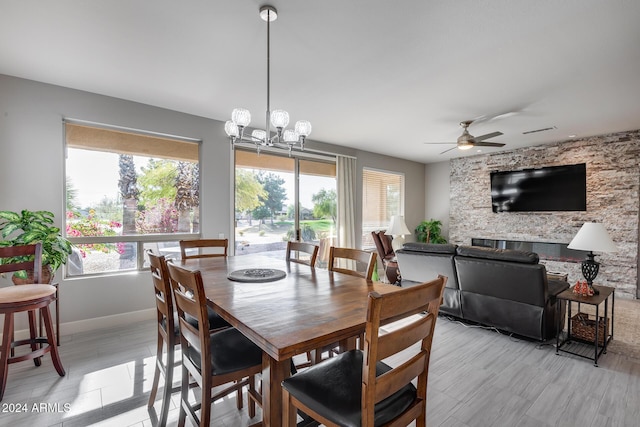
left=225, top=5, right=312, bottom=156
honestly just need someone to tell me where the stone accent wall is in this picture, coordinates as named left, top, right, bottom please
left=449, top=130, right=640, bottom=298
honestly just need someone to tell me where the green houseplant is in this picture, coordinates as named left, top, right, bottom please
left=415, top=219, right=447, bottom=244
left=0, top=210, right=73, bottom=282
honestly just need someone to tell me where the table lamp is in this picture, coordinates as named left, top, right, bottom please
left=567, top=222, right=617, bottom=295
left=387, top=215, right=411, bottom=252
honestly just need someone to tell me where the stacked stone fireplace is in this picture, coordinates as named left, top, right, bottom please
left=449, top=129, right=640, bottom=299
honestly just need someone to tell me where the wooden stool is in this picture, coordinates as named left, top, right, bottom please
left=0, top=284, right=65, bottom=401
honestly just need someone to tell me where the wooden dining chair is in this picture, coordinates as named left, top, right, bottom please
left=146, top=252, right=231, bottom=425
left=179, top=239, right=228, bottom=260
left=282, top=275, right=447, bottom=427
left=0, top=243, right=65, bottom=401
left=328, top=246, right=377, bottom=280
left=166, top=261, right=262, bottom=427
left=313, top=247, right=378, bottom=363
left=286, top=241, right=319, bottom=267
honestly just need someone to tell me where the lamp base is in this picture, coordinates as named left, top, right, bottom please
left=582, top=252, right=600, bottom=295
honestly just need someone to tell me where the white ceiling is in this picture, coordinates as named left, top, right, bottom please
left=2, top=0, right=639, bottom=164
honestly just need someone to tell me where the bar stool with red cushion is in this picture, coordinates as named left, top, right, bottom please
left=0, top=243, right=65, bottom=401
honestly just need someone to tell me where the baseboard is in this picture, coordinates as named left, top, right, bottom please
left=6, top=308, right=156, bottom=341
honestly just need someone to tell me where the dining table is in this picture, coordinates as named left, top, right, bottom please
left=177, top=253, right=404, bottom=426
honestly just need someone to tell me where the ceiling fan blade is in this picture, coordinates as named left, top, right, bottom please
left=474, top=131, right=503, bottom=142
left=474, top=141, right=506, bottom=147
left=439, top=146, right=459, bottom=155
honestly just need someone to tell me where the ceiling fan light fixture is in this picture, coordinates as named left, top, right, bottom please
left=458, top=143, right=474, bottom=150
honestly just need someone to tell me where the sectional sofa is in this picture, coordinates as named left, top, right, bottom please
left=395, top=243, right=569, bottom=341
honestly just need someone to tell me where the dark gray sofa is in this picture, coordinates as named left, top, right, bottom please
left=396, top=243, right=569, bottom=341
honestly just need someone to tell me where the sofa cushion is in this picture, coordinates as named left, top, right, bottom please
left=456, top=245, right=539, bottom=264
left=400, top=243, right=457, bottom=254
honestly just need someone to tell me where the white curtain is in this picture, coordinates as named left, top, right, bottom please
left=337, top=155, right=357, bottom=248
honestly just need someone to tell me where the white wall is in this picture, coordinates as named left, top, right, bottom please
left=0, top=74, right=426, bottom=333
left=424, top=160, right=451, bottom=239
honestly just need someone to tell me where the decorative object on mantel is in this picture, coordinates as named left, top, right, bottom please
left=228, top=268, right=286, bottom=283
left=415, top=219, right=447, bottom=244
left=0, top=210, right=72, bottom=283
left=224, top=5, right=312, bottom=157
left=387, top=215, right=412, bottom=252
left=567, top=222, right=617, bottom=295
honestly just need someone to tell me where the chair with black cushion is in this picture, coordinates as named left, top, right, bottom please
left=313, top=247, right=377, bottom=363
left=282, top=275, right=447, bottom=427
left=0, top=243, right=65, bottom=401
left=328, top=247, right=377, bottom=280
left=286, top=241, right=319, bottom=267
left=166, top=261, right=262, bottom=427
left=146, top=252, right=231, bottom=426
left=179, top=239, right=228, bottom=260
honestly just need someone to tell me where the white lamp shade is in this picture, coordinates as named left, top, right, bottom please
left=567, top=222, right=617, bottom=253
left=387, top=215, right=411, bottom=237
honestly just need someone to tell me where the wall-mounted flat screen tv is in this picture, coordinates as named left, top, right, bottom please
left=490, top=163, right=587, bottom=213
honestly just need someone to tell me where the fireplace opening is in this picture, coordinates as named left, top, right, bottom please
left=471, top=238, right=588, bottom=263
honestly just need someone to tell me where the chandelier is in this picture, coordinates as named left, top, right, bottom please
left=224, top=5, right=312, bottom=156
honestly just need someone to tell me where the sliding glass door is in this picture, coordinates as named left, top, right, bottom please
left=234, top=150, right=336, bottom=261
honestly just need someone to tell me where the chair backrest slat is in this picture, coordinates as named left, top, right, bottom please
left=147, top=252, right=174, bottom=328
left=361, top=275, right=446, bottom=426
left=166, top=261, right=209, bottom=356
left=180, top=239, right=228, bottom=260
left=0, top=243, right=43, bottom=283
left=328, top=247, right=377, bottom=280
left=286, top=241, right=319, bottom=267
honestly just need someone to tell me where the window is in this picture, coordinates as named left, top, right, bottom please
left=362, top=168, right=404, bottom=248
left=234, top=149, right=336, bottom=263
left=64, top=121, right=200, bottom=276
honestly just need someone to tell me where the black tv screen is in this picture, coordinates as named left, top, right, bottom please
left=490, top=164, right=586, bottom=213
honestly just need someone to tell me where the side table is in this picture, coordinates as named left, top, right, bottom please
left=556, top=284, right=615, bottom=366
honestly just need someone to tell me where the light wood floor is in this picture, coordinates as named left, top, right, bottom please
left=1, top=314, right=639, bottom=427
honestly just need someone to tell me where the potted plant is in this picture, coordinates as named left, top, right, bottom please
left=0, top=210, right=73, bottom=283
left=415, top=219, right=447, bottom=244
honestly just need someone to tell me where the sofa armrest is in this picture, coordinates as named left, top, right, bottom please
left=548, top=278, right=569, bottom=297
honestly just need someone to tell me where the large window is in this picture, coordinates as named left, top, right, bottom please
left=64, top=121, right=200, bottom=276
left=362, top=168, right=404, bottom=248
left=234, top=149, right=336, bottom=265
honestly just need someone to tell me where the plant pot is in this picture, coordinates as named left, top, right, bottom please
left=12, top=265, right=54, bottom=285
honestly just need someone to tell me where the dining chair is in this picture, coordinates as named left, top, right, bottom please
left=313, top=247, right=378, bottom=363
left=285, top=241, right=320, bottom=371
left=0, top=243, right=65, bottom=401
left=286, top=241, right=319, bottom=267
left=166, top=261, right=263, bottom=427
left=179, top=239, right=228, bottom=260
left=328, top=246, right=377, bottom=280
left=282, top=275, right=447, bottom=427
left=371, top=230, right=399, bottom=284
left=146, top=252, right=232, bottom=425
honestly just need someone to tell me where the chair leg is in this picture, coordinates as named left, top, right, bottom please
left=282, top=387, right=298, bottom=427
left=0, top=313, right=14, bottom=401
left=28, top=310, right=41, bottom=367
left=158, top=342, right=174, bottom=427
left=41, top=306, right=65, bottom=376
left=236, top=380, right=243, bottom=410
left=200, top=377, right=212, bottom=427
left=248, top=375, right=256, bottom=419
left=147, top=331, right=164, bottom=408
left=177, top=366, right=189, bottom=427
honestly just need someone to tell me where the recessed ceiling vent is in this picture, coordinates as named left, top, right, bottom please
left=522, top=126, right=557, bottom=135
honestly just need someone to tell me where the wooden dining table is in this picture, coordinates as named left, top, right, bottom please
left=178, top=253, right=403, bottom=426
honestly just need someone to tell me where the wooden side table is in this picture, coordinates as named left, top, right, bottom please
left=555, top=284, right=615, bottom=366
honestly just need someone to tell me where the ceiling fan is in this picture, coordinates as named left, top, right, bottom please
left=425, top=120, right=505, bottom=154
